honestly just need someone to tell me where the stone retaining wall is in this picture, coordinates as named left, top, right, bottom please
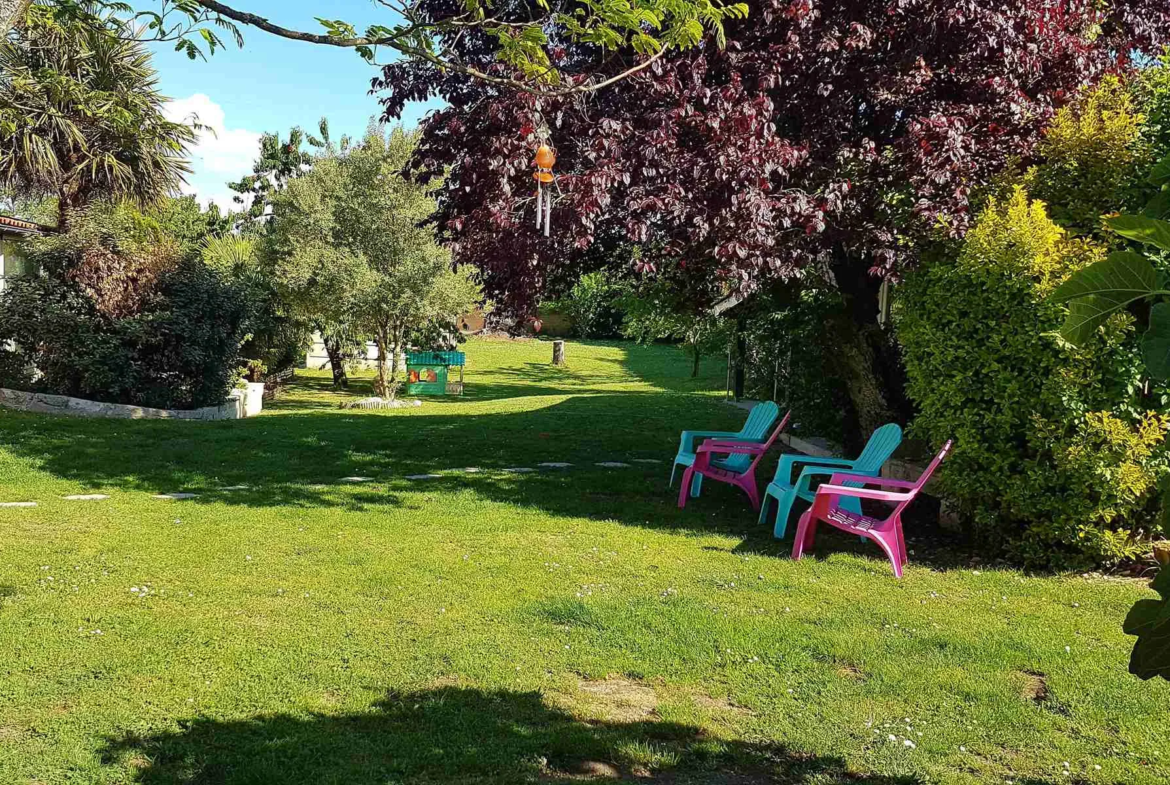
left=0, top=387, right=245, bottom=420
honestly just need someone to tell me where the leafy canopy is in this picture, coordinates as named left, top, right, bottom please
left=0, top=1, right=195, bottom=229
left=264, top=124, right=481, bottom=396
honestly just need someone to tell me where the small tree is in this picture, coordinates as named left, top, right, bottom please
left=265, top=124, right=481, bottom=397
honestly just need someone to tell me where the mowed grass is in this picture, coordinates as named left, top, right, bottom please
left=0, top=336, right=1167, bottom=784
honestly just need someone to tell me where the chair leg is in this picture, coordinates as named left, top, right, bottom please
left=772, top=491, right=797, bottom=540
left=678, top=468, right=695, bottom=509
left=792, top=511, right=816, bottom=560
left=744, top=479, right=761, bottom=512
left=869, top=532, right=904, bottom=578
left=689, top=472, right=703, bottom=499
left=895, top=522, right=908, bottom=566
left=757, top=492, right=772, bottom=525
left=669, top=462, right=678, bottom=488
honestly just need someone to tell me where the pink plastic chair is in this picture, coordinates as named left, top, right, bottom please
left=677, top=411, right=791, bottom=512
left=791, top=440, right=952, bottom=578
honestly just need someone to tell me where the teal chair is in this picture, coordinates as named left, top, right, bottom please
left=762, top=423, right=903, bottom=539
left=671, top=401, right=780, bottom=499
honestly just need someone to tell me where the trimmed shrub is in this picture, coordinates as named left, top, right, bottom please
left=898, top=188, right=1169, bottom=569
left=1028, top=76, right=1152, bottom=234
left=0, top=204, right=251, bottom=410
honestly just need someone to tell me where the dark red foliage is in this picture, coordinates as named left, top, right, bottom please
left=374, top=0, right=1170, bottom=314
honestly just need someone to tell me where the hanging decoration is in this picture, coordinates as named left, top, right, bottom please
left=533, top=143, right=556, bottom=237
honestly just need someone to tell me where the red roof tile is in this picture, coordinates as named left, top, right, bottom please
left=0, top=215, right=54, bottom=234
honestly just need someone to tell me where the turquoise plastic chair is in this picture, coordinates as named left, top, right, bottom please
left=761, top=423, right=903, bottom=539
left=671, top=401, right=780, bottom=499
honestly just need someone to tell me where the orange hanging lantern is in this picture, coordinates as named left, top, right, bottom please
left=533, top=144, right=557, bottom=236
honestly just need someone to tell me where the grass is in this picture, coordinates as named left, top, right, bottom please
left=0, top=335, right=1167, bottom=784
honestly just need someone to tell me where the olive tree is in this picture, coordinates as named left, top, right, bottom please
left=265, top=124, right=480, bottom=397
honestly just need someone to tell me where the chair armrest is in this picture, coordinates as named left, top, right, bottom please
left=794, top=465, right=874, bottom=494
left=815, top=481, right=913, bottom=503
left=828, top=472, right=917, bottom=490
left=679, top=430, right=742, bottom=453
left=698, top=439, right=766, bottom=455
left=777, top=454, right=855, bottom=484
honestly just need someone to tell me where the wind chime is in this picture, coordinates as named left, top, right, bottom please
left=533, top=142, right=556, bottom=237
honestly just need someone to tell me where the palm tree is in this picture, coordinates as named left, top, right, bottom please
left=0, top=2, right=195, bottom=230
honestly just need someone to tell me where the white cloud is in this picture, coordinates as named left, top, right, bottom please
left=165, top=94, right=261, bottom=211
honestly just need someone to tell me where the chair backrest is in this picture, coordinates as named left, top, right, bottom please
left=745, top=411, right=792, bottom=473
left=853, top=423, right=903, bottom=473
left=888, top=440, right=952, bottom=521
left=738, top=401, right=780, bottom=441
left=914, top=439, right=953, bottom=490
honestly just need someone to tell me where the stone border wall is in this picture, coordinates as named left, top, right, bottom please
left=0, top=387, right=244, bottom=420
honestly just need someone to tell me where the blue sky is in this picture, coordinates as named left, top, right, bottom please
left=150, top=0, right=441, bottom=209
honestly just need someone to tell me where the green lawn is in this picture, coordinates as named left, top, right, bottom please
left=0, top=336, right=1166, bottom=784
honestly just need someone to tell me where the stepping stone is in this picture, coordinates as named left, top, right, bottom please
left=455, top=467, right=482, bottom=473
left=405, top=474, right=442, bottom=480
left=503, top=467, right=535, bottom=473
left=538, top=462, right=573, bottom=468
left=595, top=462, right=632, bottom=468
left=632, top=459, right=662, bottom=464
left=339, top=476, right=375, bottom=483
left=64, top=494, right=109, bottom=501
left=0, top=501, right=36, bottom=508
left=153, top=493, right=199, bottom=500
left=219, top=485, right=249, bottom=491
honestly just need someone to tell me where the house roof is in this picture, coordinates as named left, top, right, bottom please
left=0, top=215, right=54, bottom=235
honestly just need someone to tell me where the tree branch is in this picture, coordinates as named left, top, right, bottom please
left=190, top=0, right=664, bottom=96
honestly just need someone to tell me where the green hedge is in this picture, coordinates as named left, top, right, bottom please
left=898, top=188, right=1169, bottom=569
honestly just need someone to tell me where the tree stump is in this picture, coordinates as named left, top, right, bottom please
left=551, top=340, right=566, bottom=366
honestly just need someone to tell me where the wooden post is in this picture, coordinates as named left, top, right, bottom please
left=551, top=340, right=566, bottom=366
left=734, top=316, right=746, bottom=401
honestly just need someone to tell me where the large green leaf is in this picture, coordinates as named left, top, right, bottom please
left=1051, top=251, right=1157, bottom=304
left=1149, top=155, right=1170, bottom=187
left=1141, top=189, right=1170, bottom=220
left=1124, top=568, right=1170, bottom=681
left=1050, top=251, right=1158, bottom=345
left=1059, top=295, right=1122, bottom=345
left=1107, top=214, right=1170, bottom=253
left=1143, top=302, right=1170, bottom=381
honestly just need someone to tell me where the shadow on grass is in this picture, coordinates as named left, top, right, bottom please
left=0, top=394, right=730, bottom=509
left=0, top=387, right=982, bottom=569
left=99, top=686, right=923, bottom=785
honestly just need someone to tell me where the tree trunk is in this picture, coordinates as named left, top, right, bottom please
left=827, top=247, right=909, bottom=452
left=0, top=0, right=31, bottom=37
left=690, top=345, right=700, bottom=378
left=552, top=340, right=566, bottom=366
left=389, top=326, right=405, bottom=386
left=374, top=330, right=390, bottom=398
left=322, top=333, right=348, bottom=388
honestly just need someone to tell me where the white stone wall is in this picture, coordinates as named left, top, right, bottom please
left=0, top=387, right=247, bottom=420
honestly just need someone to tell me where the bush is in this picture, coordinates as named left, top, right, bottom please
left=552, top=271, right=628, bottom=338
left=0, top=205, right=251, bottom=410
left=1028, top=76, right=1152, bottom=234
left=897, top=188, right=1169, bottom=569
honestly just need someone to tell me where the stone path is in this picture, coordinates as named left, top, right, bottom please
left=1, top=457, right=664, bottom=505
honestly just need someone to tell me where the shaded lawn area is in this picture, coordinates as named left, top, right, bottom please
left=0, top=336, right=1167, bottom=784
